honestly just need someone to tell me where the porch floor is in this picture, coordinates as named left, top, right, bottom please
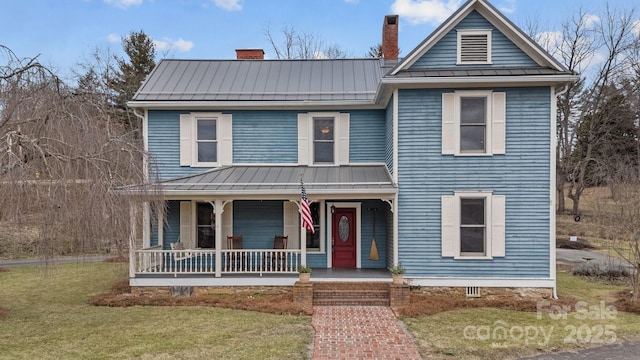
left=131, top=268, right=392, bottom=287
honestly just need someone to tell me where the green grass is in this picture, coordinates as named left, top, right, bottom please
left=403, top=272, right=640, bottom=360
left=0, top=262, right=312, bottom=360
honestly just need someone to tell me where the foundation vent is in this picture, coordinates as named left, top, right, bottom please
left=466, top=286, right=481, bottom=298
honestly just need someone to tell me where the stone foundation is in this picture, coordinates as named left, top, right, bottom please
left=412, top=286, right=553, bottom=300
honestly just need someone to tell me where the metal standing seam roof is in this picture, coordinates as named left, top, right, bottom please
left=120, top=165, right=397, bottom=195
left=132, top=59, right=386, bottom=102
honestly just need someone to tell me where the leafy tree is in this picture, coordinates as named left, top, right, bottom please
left=110, top=31, right=156, bottom=136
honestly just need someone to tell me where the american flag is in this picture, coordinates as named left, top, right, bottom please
left=300, top=179, right=315, bottom=234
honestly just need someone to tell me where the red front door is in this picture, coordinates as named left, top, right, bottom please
left=332, top=208, right=356, bottom=268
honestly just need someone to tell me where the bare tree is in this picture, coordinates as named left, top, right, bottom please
left=0, top=45, right=159, bottom=259
left=594, top=165, right=640, bottom=303
left=566, top=5, right=636, bottom=215
left=265, top=26, right=348, bottom=59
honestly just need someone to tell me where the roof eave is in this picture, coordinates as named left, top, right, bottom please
left=381, top=74, right=579, bottom=87
left=126, top=100, right=384, bottom=110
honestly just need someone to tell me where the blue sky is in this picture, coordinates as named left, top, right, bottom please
left=1, top=0, right=638, bottom=81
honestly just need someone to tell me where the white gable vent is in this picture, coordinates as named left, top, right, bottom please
left=457, top=30, right=492, bottom=64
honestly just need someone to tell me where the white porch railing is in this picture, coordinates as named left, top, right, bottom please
left=133, top=248, right=301, bottom=276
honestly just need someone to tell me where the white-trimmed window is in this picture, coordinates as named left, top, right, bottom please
left=283, top=200, right=324, bottom=253
left=442, top=91, right=505, bottom=156
left=457, top=29, right=492, bottom=64
left=179, top=201, right=233, bottom=250
left=298, top=112, right=349, bottom=165
left=441, top=191, right=505, bottom=259
left=180, top=112, right=232, bottom=167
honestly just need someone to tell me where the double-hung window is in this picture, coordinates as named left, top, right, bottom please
left=313, top=117, right=335, bottom=163
left=441, top=191, right=505, bottom=259
left=442, top=91, right=506, bottom=156
left=297, top=112, right=349, bottom=166
left=180, top=112, right=232, bottom=167
left=196, top=119, right=217, bottom=163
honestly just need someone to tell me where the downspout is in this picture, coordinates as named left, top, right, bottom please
left=551, top=84, right=569, bottom=299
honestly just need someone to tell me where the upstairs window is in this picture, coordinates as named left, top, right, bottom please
left=298, top=112, right=350, bottom=166
left=180, top=112, right=232, bottom=167
left=313, top=117, right=335, bottom=163
left=442, top=90, right=506, bottom=156
left=457, top=30, right=492, bottom=64
left=460, top=97, right=487, bottom=153
left=196, top=119, right=217, bottom=163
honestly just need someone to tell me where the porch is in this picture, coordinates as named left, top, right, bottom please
left=130, top=257, right=392, bottom=287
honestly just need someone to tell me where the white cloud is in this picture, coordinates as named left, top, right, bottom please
left=106, top=33, right=120, bottom=43
left=583, top=14, right=600, bottom=27
left=390, top=0, right=462, bottom=25
left=498, top=0, right=516, bottom=14
left=103, top=0, right=143, bottom=9
left=213, top=0, right=242, bottom=11
left=633, top=19, right=640, bottom=36
left=154, top=37, right=194, bottom=52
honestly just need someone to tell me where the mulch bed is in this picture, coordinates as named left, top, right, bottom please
left=0, top=267, right=9, bottom=272
left=614, top=290, right=640, bottom=314
left=556, top=238, right=596, bottom=250
left=89, top=279, right=310, bottom=315
left=400, top=293, right=579, bottom=317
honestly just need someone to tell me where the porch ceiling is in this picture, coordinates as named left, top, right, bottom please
left=122, top=165, right=397, bottom=197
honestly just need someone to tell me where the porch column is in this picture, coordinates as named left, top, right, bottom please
left=214, top=199, right=223, bottom=277
left=128, top=203, right=137, bottom=278
left=142, top=202, right=150, bottom=248
left=393, top=194, right=399, bottom=265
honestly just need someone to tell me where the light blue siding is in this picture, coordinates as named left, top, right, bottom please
left=163, top=201, right=180, bottom=250
left=233, top=200, right=283, bottom=248
left=359, top=200, right=388, bottom=269
left=396, top=87, right=551, bottom=278
left=232, top=111, right=298, bottom=164
left=349, top=110, right=386, bottom=163
left=147, top=110, right=387, bottom=181
left=411, top=10, right=538, bottom=69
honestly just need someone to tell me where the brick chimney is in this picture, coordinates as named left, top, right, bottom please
left=235, top=49, right=265, bottom=60
left=382, top=15, right=399, bottom=61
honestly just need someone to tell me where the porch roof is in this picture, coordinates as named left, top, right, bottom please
left=123, top=165, right=397, bottom=197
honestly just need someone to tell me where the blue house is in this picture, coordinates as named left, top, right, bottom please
left=125, top=0, right=576, bottom=296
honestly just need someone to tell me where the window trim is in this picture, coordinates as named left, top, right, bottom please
left=455, top=90, right=493, bottom=156
left=459, top=197, right=487, bottom=257
left=195, top=202, right=215, bottom=249
left=441, top=191, right=503, bottom=260
left=312, top=117, right=335, bottom=164
left=455, top=191, right=492, bottom=259
left=298, top=112, right=350, bottom=166
left=180, top=112, right=232, bottom=168
left=456, top=29, right=492, bottom=65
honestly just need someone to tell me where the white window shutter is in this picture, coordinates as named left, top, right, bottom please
left=283, top=201, right=300, bottom=249
left=222, top=202, right=233, bottom=248
left=491, top=195, right=506, bottom=257
left=298, top=113, right=310, bottom=165
left=441, top=195, right=456, bottom=256
left=220, top=114, right=233, bottom=165
left=179, top=201, right=194, bottom=249
left=179, top=114, right=192, bottom=166
left=442, top=93, right=455, bottom=154
left=337, top=113, right=350, bottom=165
left=491, top=92, right=506, bottom=155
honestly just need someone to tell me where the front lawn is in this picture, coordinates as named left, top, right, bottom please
left=0, top=262, right=312, bottom=360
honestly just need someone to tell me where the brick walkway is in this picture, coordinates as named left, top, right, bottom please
left=311, top=306, right=422, bottom=359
